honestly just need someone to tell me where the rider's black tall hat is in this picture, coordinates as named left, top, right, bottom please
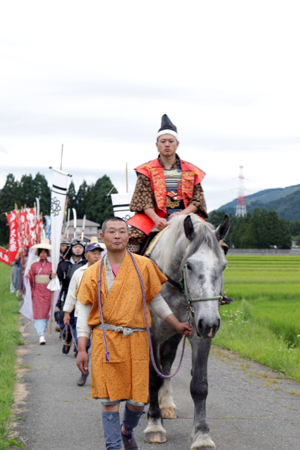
left=157, top=114, right=178, bottom=140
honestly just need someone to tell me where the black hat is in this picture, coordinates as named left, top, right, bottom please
left=157, top=114, right=178, bottom=140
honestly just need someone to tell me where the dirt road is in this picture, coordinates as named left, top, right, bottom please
left=13, top=322, right=300, bottom=450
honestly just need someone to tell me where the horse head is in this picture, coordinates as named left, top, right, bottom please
left=152, top=214, right=230, bottom=340
left=183, top=214, right=230, bottom=339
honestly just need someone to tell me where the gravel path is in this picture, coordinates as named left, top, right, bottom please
left=13, top=321, right=300, bottom=450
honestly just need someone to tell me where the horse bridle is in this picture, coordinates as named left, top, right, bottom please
left=149, top=257, right=223, bottom=323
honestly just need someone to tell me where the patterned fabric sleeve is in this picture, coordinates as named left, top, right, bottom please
left=130, top=174, right=155, bottom=212
left=190, top=183, right=208, bottom=219
left=29, top=262, right=36, bottom=289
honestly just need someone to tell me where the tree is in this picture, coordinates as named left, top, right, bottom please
left=258, top=208, right=269, bottom=248
left=19, top=174, right=36, bottom=208
left=67, top=181, right=77, bottom=211
left=266, top=211, right=282, bottom=247
left=0, top=174, right=20, bottom=245
left=233, top=213, right=253, bottom=248
left=76, top=180, right=89, bottom=217
left=277, top=219, right=291, bottom=249
left=207, top=210, right=227, bottom=228
left=86, top=175, right=117, bottom=225
left=289, top=219, right=300, bottom=237
left=33, top=173, right=51, bottom=216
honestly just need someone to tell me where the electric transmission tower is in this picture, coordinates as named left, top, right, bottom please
left=236, top=166, right=247, bottom=217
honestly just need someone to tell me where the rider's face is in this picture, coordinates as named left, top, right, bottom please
left=156, top=134, right=179, bottom=158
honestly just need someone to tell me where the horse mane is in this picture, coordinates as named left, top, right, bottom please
left=158, top=214, right=221, bottom=274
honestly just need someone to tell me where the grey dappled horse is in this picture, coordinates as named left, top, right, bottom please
left=145, top=213, right=230, bottom=449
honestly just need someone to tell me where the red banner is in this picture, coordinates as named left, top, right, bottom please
left=19, top=210, right=27, bottom=249
left=6, top=211, right=20, bottom=263
left=0, top=246, right=10, bottom=266
left=27, top=208, right=37, bottom=247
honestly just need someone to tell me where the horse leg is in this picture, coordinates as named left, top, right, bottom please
left=144, top=336, right=167, bottom=444
left=159, top=333, right=182, bottom=419
left=190, top=337, right=216, bottom=450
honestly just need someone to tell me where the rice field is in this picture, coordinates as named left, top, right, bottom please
left=213, top=255, right=300, bottom=381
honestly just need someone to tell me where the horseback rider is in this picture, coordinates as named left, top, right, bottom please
left=127, top=114, right=211, bottom=254
left=127, top=114, right=231, bottom=305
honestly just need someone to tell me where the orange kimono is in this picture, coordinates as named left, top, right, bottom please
left=77, top=252, right=167, bottom=403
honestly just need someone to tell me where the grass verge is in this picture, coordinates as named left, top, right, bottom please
left=213, top=299, right=300, bottom=382
left=0, top=265, right=24, bottom=450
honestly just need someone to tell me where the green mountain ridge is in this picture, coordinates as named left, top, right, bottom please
left=214, top=184, right=300, bottom=221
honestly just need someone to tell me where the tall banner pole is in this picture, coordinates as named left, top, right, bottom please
left=47, top=167, right=72, bottom=334
left=62, top=197, right=69, bottom=239
left=35, top=198, right=40, bottom=243
left=72, top=208, right=77, bottom=239
left=66, top=209, right=70, bottom=239
left=81, top=214, right=86, bottom=240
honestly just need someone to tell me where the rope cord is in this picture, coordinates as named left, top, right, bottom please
left=97, top=250, right=186, bottom=378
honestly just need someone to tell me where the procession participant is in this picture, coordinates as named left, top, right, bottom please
left=63, top=237, right=105, bottom=385
left=53, top=238, right=69, bottom=331
left=60, top=239, right=70, bottom=261
left=24, top=239, right=56, bottom=344
left=76, top=216, right=193, bottom=450
left=56, top=238, right=87, bottom=354
left=127, top=114, right=209, bottom=254
left=15, top=251, right=22, bottom=296
left=53, top=239, right=70, bottom=331
left=10, top=259, right=18, bottom=293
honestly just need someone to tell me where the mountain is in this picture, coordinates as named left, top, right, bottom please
left=214, top=184, right=300, bottom=221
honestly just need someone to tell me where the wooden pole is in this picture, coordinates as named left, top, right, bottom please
left=49, top=292, right=54, bottom=334
left=60, top=144, right=63, bottom=170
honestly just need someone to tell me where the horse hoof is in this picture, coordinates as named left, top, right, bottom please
left=144, top=432, right=167, bottom=443
left=191, top=447, right=215, bottom=450
left=161, top=407, right=177, bottom=419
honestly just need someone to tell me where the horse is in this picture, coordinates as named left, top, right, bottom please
left=144, top=213, right=230, bottom=449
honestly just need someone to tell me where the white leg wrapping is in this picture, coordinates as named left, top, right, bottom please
left=191, top=432, right=216, bottom=449
left=158, top=379, right=176, bottom=409
left=144, top=418, right=166, bottom=435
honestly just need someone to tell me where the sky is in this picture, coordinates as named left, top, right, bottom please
left=1, top=0, right=299, bottom=213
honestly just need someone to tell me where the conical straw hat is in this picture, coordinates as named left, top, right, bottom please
left=31, top=238, right=52, bottom=250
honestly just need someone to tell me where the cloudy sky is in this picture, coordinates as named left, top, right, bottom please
left=1, top=0, right=299, bottom=212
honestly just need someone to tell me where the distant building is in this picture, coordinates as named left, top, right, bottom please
left=66, top=219, right=100, bottom=241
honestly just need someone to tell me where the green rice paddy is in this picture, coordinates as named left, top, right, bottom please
left=213, top=255, right=300, bottom=381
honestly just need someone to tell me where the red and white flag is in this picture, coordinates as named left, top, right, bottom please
left=6, top=211, right=20, bottom=263
left=0, top=246, right=10, bottom=266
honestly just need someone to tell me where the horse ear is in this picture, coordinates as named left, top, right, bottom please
left=184, top=215, right=195, bottom=241
left=215, top=215, right=231, bottom=241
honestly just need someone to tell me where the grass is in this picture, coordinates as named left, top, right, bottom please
left=213, top=255, right=300, bottom=381
left=0, top=264, right=24, bottom=450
